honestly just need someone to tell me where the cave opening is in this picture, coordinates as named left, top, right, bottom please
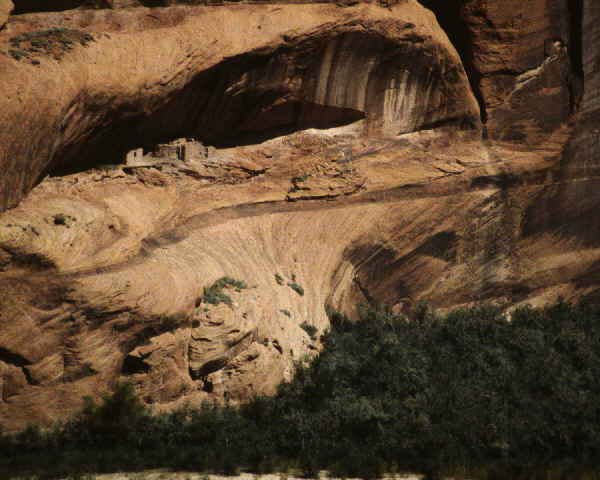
left=569, top=0, right=584, bottom=77
left=48, top=100, right=366, bottom=177
left=46, top=47, right=367, bottom=177
left=420, top=0, right=487, bottom=124
left=42, top=28, right=464, bottom=180
left=210, top=102, right=366, bottom=149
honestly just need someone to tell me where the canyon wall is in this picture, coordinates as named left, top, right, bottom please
left=0, top=0, right=598, bottom=430
left=0, top=0, right=12, bottom=28
left=566, top=0, right=600, bottom=171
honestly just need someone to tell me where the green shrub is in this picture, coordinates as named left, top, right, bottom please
left=7, top=27, right=94, bottom=63
left=300, top=322, right=318, bottom=341
left=81, top=381, right=147, bottom=440
left=203, top=277, right=247, bottom=307
left=9, top=49, right=29, bottom=60
left=288, top=282, right=304, bottom=296
left=22, top=27, right=67, bottom=40
left=280, top=309, right=291, bottom=318
left=275, top=273, right=284, bottom=285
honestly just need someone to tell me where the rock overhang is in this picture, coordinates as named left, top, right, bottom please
left=0, top=1, right=479, bottom=211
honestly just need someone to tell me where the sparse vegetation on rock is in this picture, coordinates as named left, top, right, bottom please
left=203, top=277, right=247, bottom=307
left=299, top=322, right=317, bottom=340
left=7, top=27, right=94, bottom=63
left=291, top=175, right=308, bottom=184
left=8, top=48, right=29, bottom=60
left=287, top=282, right=304, bottom=296
left=274, top=272, right=304, bottom=296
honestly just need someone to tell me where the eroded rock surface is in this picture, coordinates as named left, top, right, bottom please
left=0, top=0, right=598, bottom=430
left=421, top=0, right=577, bottom=143
left=0, top=1, right=478, bottom=211
left=0, top=0, right=12, bottom=29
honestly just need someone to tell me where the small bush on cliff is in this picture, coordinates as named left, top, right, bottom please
left=300, top=322, right=318, bottom=340
left=203, top=276, right=247, bottom=307
left=6, top=27, right=94, bottom=64
left=291, top=175, right=308, bottom=184
left=287, top=281, right=304, bottom=296
left=8, top=49, right=29, bottom=60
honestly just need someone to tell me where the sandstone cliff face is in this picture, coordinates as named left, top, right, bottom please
left=468, top=0, right=574, bottom=142
left=566, top=0, right=600, bottom=170
left=0, top=0, right=598, bottom=430
left=524, top=0, right=600, bottom=304
left=422, top=0, right=576, bottom=143
left=0, top=2, right=478, bottom=211
left=0, top=0, right=12, bottom=29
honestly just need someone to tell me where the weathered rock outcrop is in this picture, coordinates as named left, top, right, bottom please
left=0, top=0, right=12, bottom=29
left=421, top=0, right=576, bottom=142
left=8, top=0, right=396, bottom=16
left=521, top=0, right=600, bottom=304
left=566, top=0, right=600, bottom=170
left=0, top=0, right=598, bottom=431
left=465, top=0, right=574, bottom=142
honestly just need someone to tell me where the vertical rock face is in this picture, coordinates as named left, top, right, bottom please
left=579, top=0, right=600, bottom=131
left=523, top=0, right=600, bottom=303
left=422, top=0, right=576, bottom=141
left=451, top=0, right=573, bottom=141
left=566, top=0, right=600, bottom=172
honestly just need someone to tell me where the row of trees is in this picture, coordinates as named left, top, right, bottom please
left=2, top=301, right=600, bottom=479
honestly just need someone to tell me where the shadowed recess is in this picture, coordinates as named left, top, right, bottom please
left=569, top=0, right=584, bottom=77
left=47, top=29, right=475, bottom=176
left=12, top=0, right=97, bottom=14
left=419, top=0, right=487, bottom=124
left=48, top=36, right=373, bottom=175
